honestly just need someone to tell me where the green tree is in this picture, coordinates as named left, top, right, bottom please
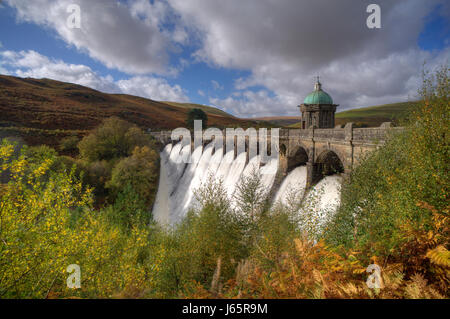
left=186, top=108, right=208, bottom=129
left=233, top=169, right=269, bottom=222
left=78, top=117, right=151, bottom=162
left=107, top=146, right=159, bottom=207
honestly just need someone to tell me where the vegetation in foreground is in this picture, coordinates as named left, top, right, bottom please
left=0, top=67, right=448, bottom=298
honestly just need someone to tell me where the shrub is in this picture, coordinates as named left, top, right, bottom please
left=105, top=183, right=148, bottom=229
left=186, top=108, right=208, bottom=129
left=60, top=135, right=80, bottom=152
left=78, top=117, right=152, bottom=162
left=107, top=146, right=159, bottom=206
left=76, top=117, right=160, bottom=207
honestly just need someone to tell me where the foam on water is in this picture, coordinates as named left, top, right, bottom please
left=300, top=175, right=342, bottom=228
left=274, top=166, right=307, bottom=205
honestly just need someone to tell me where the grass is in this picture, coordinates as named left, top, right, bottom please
left=163, top=101, right=235, bottom=118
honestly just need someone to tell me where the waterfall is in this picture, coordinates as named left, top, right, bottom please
left=274, top=166, right=308, bottom=205
left=152, top=142, right=342, bottom=226
left=300, top=175, right=342, bottom=230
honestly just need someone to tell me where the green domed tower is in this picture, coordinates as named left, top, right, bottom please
left=299, top=77, right=339, bottom=129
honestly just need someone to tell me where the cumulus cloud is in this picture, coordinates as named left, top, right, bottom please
left=117, top=76, right=189, bottom=102
left=0, top=50, right=189, bottom=102
left=168, top=0, right=449, bottom=115
left=0, top=50, right=119, bottom=92
left=210, top=90, right=297, bottom=118
left=5, top=0, right=171, bottom=75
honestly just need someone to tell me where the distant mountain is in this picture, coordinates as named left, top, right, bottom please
left=0, top=75, right=260, bottom=148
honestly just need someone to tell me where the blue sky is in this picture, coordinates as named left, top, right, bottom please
left=0, top=0, right=448, bottom=117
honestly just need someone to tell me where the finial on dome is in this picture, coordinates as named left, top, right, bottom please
left=314, top=76, right=322, bottom=91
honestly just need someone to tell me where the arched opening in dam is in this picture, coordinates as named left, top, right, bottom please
left=315, top=150, right=344, bottom=178
left=287, top=146, right=309, bottom=173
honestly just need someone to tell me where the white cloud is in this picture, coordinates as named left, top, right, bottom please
left=1, top=50, right=119, bottom=92
left=168, top=0, right=449, bottom=115
left=117, top=76, right=189, bottom=102
left=210, top=90, right=294, bottom=118
left=6, top=0, right=172, bottom=75
left=0, top=50, right=190, bottom=103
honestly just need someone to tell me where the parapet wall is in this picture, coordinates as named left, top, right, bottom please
left=150, top=122, right=403, bottom=146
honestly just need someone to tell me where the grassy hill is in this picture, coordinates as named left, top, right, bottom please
left=0, top=75, right=259, bottom=148
left=251, top=116, right=301, bottom=127
left=164, top=101, right=234, bottom=117
left=288, top=101, right=418, bottom=128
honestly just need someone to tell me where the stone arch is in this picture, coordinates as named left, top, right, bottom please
left=287, top=146, right=309, bottom=173
left=315, top=150, right=344, bottom=177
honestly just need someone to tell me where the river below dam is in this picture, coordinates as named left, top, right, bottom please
left=152, top=142, right=342, bottom=226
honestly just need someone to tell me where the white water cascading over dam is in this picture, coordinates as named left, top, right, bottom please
left=152, top=141, right=342, bottom=226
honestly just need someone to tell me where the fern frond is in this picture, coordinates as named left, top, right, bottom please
left=426, top=245, right=450, bottom=267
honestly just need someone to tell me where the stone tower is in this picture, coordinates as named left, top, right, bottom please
left=299, top=77, right=339, bottom=129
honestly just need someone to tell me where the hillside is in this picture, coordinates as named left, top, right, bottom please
left=164, top=101, right=234, bottom=117
left=288, top=101, right=418, bottom=128
left=251, top=116, right=301, bottom=127
left=0, top=74, right=259, bottom=148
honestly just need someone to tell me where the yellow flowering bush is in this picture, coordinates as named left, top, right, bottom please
left=0, top=140, right=162, bottom=298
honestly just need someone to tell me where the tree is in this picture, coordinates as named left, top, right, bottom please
left=78, top=117, right=152, bottom=162
left=186, top=108, right=208, bottom=129
left=107, top=146, right=159, bottom=207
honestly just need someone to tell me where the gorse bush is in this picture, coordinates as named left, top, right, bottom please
left=0, top=140, right=159, bottom=298
left=0, top=116, right=162, bottom=298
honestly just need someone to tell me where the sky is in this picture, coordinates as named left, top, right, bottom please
left=0, top=0, right=449, bottom=118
